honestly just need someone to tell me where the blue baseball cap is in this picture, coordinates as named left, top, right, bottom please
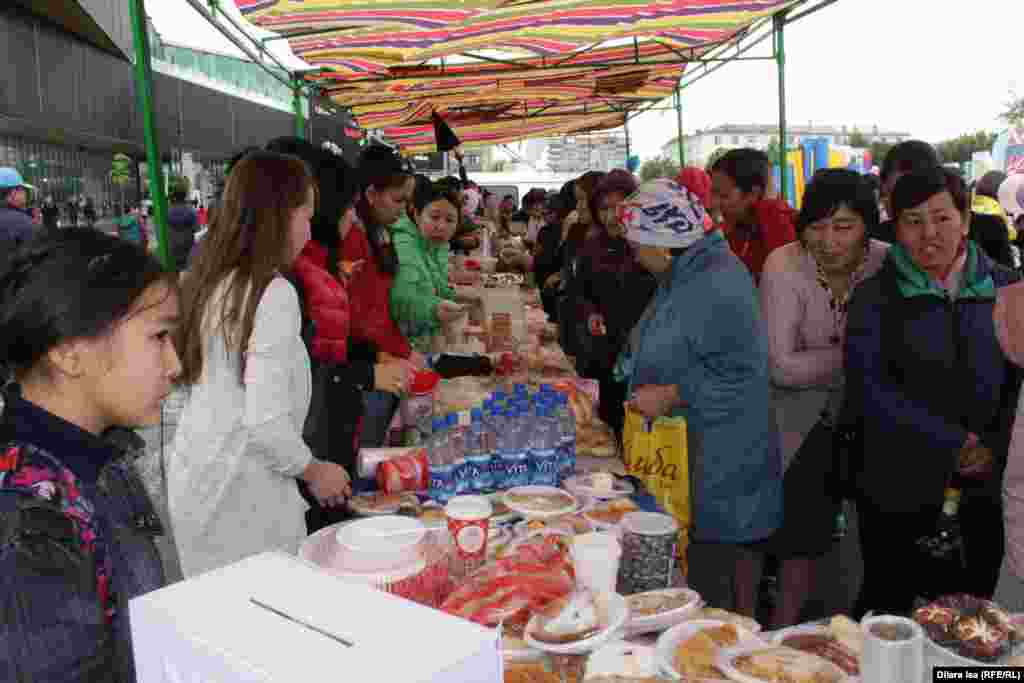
left=0, top=167, right=34, bottom=191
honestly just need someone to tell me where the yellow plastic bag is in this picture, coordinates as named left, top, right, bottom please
left=622, top=406, right=690, bottom=575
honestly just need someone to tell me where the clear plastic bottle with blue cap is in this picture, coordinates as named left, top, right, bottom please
left=499, top=405, right=530, bottom=488
left=448, top=412, right=471, bottom=496
left=466, top=408, right=493, bottom=493
left=427, top=417, right=454, bottom=503
left=529, top=403, right=560, bottom=487
left=554, top=393, right=576, bottom=481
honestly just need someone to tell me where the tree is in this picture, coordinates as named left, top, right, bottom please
left=639, top=156, right=680, bottom=182
left=935, top=131, right=998, bottom=165
left=110, top=153, right=132, bottom=215
left=848, top=130, right=869, bottom=148
left=869, top=141, right=894, bottom=170
left=705, top=147, right=730, bottom=172
left=1002, top=91, right=1024, bottom=126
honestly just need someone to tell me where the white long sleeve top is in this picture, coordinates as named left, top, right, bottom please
left=168, top=275, right=312, bottom=578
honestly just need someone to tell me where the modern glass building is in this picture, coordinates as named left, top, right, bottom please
left=2, top=1, right=359, bottom=215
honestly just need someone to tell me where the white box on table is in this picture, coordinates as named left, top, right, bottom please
left=131, top=551, right=502, bottom=683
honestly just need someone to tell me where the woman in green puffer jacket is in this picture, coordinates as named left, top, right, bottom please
left=391, top=176, right=467, bottom=352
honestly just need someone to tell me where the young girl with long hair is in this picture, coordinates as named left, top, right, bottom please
left=343, top=145, right=419, bottom=446
left=170, top=151, right=350, bottom=577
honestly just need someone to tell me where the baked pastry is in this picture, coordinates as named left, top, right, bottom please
left=732, top=647, right=843, bottom=683
left=626, top=590, right=694, bottom=617
left=674, top=631, right=719, bottom=679
left=585, top=498, right=638, bottom=525
left=504, top=663, right=558, bottom=683
left=913, top=595, right=1016, bottom=662
left=530, top=590, right=608, bottom=644
left=695, top=607, right=761, bottom=633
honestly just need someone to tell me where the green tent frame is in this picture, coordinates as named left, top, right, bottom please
left=124, top=0, right=840, bottom=269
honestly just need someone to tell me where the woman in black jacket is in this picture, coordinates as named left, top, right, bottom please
left=265, top=138, right=406, bottom=532
left=846, top=167, right=1022, bottom=616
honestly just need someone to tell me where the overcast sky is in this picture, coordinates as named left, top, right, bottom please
left=147, top=0, right=1021, bottom=161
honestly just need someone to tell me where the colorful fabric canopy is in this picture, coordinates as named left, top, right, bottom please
left=234, top=0, right=801, bottom=152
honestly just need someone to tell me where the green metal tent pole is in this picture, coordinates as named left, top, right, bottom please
left=674, top=87, right=685, bottom=166
left=624, top=119, right=631, bottom=164
left=128, top=0, right=171, bottom=270
left=293, top=78, right=306, bottom=139
left=774, top=11, right=789, bottom=204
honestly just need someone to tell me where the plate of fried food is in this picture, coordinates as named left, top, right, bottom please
left=583, top=498, right=640, bottom=529
left=624, top=588, right=703, bottom=635
left=656, top=619, right=764, bottom=681
left=525, top=589, right=630, bottom=656
left=347, top=491, right=419, bottom=516
left=770, top=616, right=861, bottom=677
left=716, top=645, right=850, bottom=683
left=504, top=486, right=579, bottom=519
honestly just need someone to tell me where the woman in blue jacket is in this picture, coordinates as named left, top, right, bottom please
left=845, top=167, right=1022, bottom=616
left=619, top=178, right=783, bottom=617
left=0, top=230, right=182, bottom=681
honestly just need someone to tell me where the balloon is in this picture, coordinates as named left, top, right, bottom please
left=999, top=174, right=1024, bottom=215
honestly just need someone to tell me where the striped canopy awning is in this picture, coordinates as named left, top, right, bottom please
left=235, top=1, right=802, bottom=152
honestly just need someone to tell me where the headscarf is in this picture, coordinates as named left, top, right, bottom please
left=620, top=178, right=712, bottom=249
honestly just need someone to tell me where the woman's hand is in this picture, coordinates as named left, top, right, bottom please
left=499, top=243, right=531, bottom=270
left=958, top=434, right=994, bottom=478
left=628, top=384, right=683, bottom=419
left=374, top=357, right=414, bottom=395
left=436, top=300, right=467, bottom=323
left=588, top=313, right=607, bottom=337
left=301, top=460, right=351, bottom=507
left=544, top=272, right=562, bottom=290
left=408, top=350, right=427, bottom=369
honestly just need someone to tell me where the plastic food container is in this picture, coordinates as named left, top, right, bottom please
left=334, top=516, right=426, bottom=572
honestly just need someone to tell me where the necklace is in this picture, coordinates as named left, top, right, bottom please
left=814, top=245, right=869, bottom=346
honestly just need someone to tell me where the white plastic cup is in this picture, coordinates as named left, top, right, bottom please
left=572, top=532, right=622, bottom=594
left=445, top=495, right=492, bottom=561
left=860, top=615, right=924, bottom=683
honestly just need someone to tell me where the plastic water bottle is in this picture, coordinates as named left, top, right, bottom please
left=466, top=408, right=493, bottom=493
left=488, top=403, right=505, bottom=488
left=554, top=393, right=577, bottom=481
left=448, top=413, right=471, bottom=496
left=529, top=404, right=560, bottom=487
left=428, top=417, right=455, bottom=504
left=499, top=406, right=530, bottom=489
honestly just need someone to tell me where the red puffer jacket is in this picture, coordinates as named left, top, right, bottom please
left=340, top=225, right=412, bottom=359
left=292, top=241, right=349, bottom=363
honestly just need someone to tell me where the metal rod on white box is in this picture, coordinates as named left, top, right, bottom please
left=249, top=598, right=354, bottom=647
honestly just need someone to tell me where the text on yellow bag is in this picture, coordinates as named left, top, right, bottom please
left=622, top=406, right=690, bottom=574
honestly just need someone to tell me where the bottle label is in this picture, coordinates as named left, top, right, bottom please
left=429, top=464, right=455, bottom=503
left=502, top=452, right=530, bottom=488
left=531, top=448, right=559, bottom=486
left=467, top=454, right=494, bottom=492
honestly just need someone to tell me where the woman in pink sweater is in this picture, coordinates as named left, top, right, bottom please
left=760, top=169, right=889, bottom=627
left=994, top=281, right=1024, bottom=610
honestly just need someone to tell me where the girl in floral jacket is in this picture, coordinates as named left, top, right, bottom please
left=0, top=230, right=181, bottom=682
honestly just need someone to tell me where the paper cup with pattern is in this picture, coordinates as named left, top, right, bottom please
left=445, top=495, right=492, bottom=561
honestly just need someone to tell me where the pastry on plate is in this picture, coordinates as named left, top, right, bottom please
left=626, top=590, right=695, bottom=617
left=506, top=491, right=574, bottom=514
left=673, top=625, right=737, bottom=679
left=504, top=662, right=558, bottom=683
left=585, top=498, right=639, bottom=525
left=694, top=607, right=761, bottom=633
left=732, top=646, right=844, bottom=683
left=530, top=590, right=609, bottom=644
